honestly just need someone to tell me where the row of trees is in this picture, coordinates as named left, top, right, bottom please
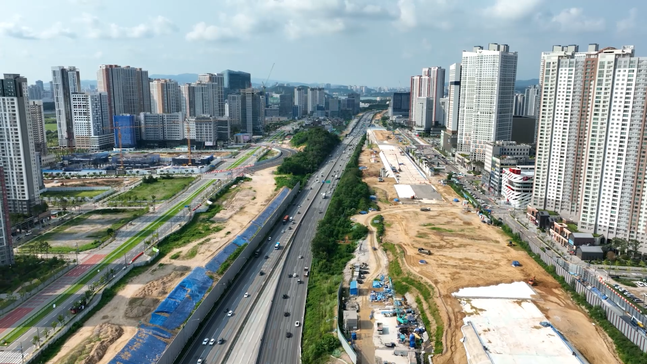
left=277, top=127, right=341, bottom=177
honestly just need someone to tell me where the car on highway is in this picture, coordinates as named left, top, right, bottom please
left=293, top=272, right=297, bottom=277
left=244, top=292, right=250, bottom=297
left=284, top=312, right=290, bottom=317
left=218, top=338, right=225, bottom=345
left=286, top=332, right=292, bottom=338
left=295, top=321, right=300, bottom=327
left=202, top=338, right=209, bottom=345
left=197, top=359, right=203, bottom=364
left=209, top=338, right=215, bottom=345
left=227, top=310, right=234, bottom=317
left=259, top=271, right=265, bottom=275
left=282, top=293, right=289, bottom=299
left=268, top=236, right=272, bottom=241
left=298, top=255, right=303, bottom=259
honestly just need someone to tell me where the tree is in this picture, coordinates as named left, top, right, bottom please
left=43, top=328, right=49, bottom=338
left=629, top=239, right=642, bottom=259
left=32, top=335, right=40, bottom=348
left=59, top=198, right=69, bottom=211
left=446, top=172, right=453, bottom=182
left=57, top=314, right=65, bottom=326
left=84, top=290, right=93, bottom=300
left=51, top=320, right=58, bottom=331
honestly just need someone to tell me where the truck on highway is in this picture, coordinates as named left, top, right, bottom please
left=283, top=215, right=289, bottom=224
left=275, top=242, right=280, bottom=250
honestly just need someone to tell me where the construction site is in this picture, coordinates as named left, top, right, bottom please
left=45, top=166, right=281, bottom=364
left=347, top=128, right=620, bottom=364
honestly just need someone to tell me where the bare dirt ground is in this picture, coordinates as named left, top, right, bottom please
left=353, top=138, right=620, bottom=364
left=55, top=323, right=124, bottom=364
left=47, top=167, right=279, bottom=364
left=358, top=147, right=397, bottom=205
left=46, top=212, right=132, bottom=248
left=45, top=178, right=137, bottom=189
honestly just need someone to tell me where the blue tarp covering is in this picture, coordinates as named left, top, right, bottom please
left=231, top=236, right=248, bottom=247
left=109, top=327, right=169, bottom=364
left=205, top=243, right=239, bottom=272
left=150, top=267, right=213, bottom=328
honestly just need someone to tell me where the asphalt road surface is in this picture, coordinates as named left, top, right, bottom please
left=257, top=113, right=373, bottom=364
left=179, top=114, right=372, bottom=364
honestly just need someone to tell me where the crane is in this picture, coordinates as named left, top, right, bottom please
left=261, top=62, right=275, bottom=94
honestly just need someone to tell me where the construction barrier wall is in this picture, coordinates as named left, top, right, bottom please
left=336, top=283, right=358, bottom=364
left=507, top=222, right=647, bottom=352
left=155, top=183, right=300, bottom=364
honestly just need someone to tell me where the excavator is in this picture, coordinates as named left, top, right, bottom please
left=528, top=276, right=537, bottom=286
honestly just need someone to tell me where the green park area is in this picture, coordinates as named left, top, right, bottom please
left=110, top=176, right=194, bottom=204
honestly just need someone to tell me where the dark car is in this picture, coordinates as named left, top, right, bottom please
left=217, top=338, right=225, bottom=345
left=259, top=271, right=265, bottom=276
left=282, top=293, right=289, bottom=299
left=264, top=255, right=269, bottom=259
left=284, top=312, right=290, bottom=317
left=286, top=332, right=293, bottom=338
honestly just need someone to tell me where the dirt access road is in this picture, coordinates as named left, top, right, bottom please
left=353, top=138, right=619, bottom=364
left=47, top=167, right=279, bottom=364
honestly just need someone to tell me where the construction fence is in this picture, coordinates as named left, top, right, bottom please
left=507, top=223, right=647, bottom=352
left=154, top=183, right=300, bottom=364
left=336, top=283, right=358, bottom=364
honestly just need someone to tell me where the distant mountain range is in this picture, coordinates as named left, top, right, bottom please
left=80, top=75, right=539, bottom=90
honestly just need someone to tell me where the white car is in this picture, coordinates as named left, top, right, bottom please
left=227, top=310, right=234, bottom=317
left=202, top=338, right=209, bottom=345
left=197, top=359, right=203, bottom=364
left=209, top=338, right=215, bottom=346
left=295, top=321, right=300, bottom=327
left=244, top=292, right=250, bottom=297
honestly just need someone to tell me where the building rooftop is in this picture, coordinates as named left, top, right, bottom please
left=571, top=232, right=594, bottom=239
left=578, top=246, right=603, bottom=253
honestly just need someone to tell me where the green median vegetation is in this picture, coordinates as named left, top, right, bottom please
left=502, top=225, right=647, bottom=364
left=109, top=176, right=194, bottom=206
left=275, top=127, right=341, bottom=189
left=302, top=134, right=376, bottom=364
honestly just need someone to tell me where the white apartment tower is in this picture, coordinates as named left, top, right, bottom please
left=524, top=85, right=540, bottom=117
left=294, top=87, right=308, bottom=117
left=150, top=79, right=182, bottom=114
left=180, top=74, right=225, bottom=118
left=70, top=92, right=112, bottom=151
left=307, top=87, right=326, bottom=113
left=410, top=67, right=445, bottom=132
left=457, top=43, right=518, bottom=161
left=446, top=63, right=461, bottom=132
left=52, top=66, right=81, bottom=147
left=532, top=44, right=647, bottom=242
left=0, top=74, right=41, bottom=215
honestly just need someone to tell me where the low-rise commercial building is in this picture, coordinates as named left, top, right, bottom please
left=482, top=141, right=532, bottom=195
left=549, top=221, right=595, bottom=249
left=501, top=165, right=534, bottom=208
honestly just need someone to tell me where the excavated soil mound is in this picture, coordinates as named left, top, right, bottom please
left=59, top=323, right=123, bottom=364
left=124, top=270, right=185, bottom=319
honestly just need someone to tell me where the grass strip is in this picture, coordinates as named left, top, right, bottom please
left=1, top=180, right=214, bottom=343
left=228, top=147, right=260, bottom=170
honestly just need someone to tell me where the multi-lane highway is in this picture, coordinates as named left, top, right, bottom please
left=178, top=113, right=373, bottom=364
left=256, top=113, right=372, bottom=364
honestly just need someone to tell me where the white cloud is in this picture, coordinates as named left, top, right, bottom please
left=186, top=12, right=277, bottom=42
left=394, top=0, right=455, bottom=31
left=484, top=0, right=542, bottom=21
left=536, top=8, right=605, bottom=33
left=0, top=20, right=76, bottom=40
left=617, top=8, right=637, bottom=33
left=79, top=14, right=177, bottom=39
left=186, top=22, right=238, bottom=42
left=284, top=18, right=346, bottom=40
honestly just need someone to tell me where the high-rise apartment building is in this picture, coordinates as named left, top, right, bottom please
left=389, top=92, right=410, bottom=118
left=113, top=115, right=137, bottom=148
left=186, top=116, right=230, bottom=146
left=150, top=79, right=182, bottom=114
left=180, top=75, right=225, bottom=118
left=294, top=87, right=308, bottom=118
left=0, top=74, right=42, bottom=215
left=71, top=92, right=112, bottom=151
left=307, top=88, right=326, bottom=114
left=523, top=85, right=540, bottom=117
left=227, top=94, right=242, bottom=128
left=28, top=100, right=47, bottom=155
left=222, top=70, right=251, bottom=95
left=0, top=167, right=14, bottom=266
left=441, top=63, right=462, bottom=152
left=52, top=66, right=81, bottom=147
left=410, top=67, right=445, bottom=132
left=139, top=112, right=184, bottom=141
left=97, top=65, right=151, bottom=125
left=532, top=44, right=647, bottom=242
left=344, top=92, right=361, bottom=115
left=457, top=43, right=518, bottom=161
left=514, top=94, right=526, bottom=116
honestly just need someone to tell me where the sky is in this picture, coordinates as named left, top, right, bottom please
left=0, top=0, right=644, bottom=87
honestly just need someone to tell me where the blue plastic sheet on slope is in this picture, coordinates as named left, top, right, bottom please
left=149, top=313, right=168, bottom=327
left=162, top=297, right=197, bottom=330
left=231, top=236, right=248, bottom=247
left=108, top=327, right=168, bottom=364
left=149, top=267, right=213, bottom=327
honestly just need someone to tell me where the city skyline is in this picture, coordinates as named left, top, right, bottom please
left=0, top=0, right=643, bottom=86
